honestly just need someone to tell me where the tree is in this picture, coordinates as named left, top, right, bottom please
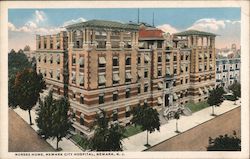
left=207, top=131, right=241, bottom=151
left=229, top=82, right=241, bottom=105
left=207, top=86, right=225, bottom=116
left=13, top=68, right=45, bottom=125
left=174, top=110, right=181, bottom=133
left=131, top=104, right=160, bottom=147
left=36, top=91, right=54, bottom=139
left=90, top=109, right=125, bottom=151
left=50, top=97, right=72, bottom=150
left=8, top=49, right=31, bottom=78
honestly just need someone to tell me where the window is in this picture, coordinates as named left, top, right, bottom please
left=199, top=78, right=201, bottom=82
left=72, top=55, right=76, bottom=65
left=79, top=57, right=84, bottom=68
left=181, top=55, right=184, bottom=60
left=113, top=92, right=118, bottom=101
left=113, top=57, right=119, bottom=66
left=125, top=110, right=130, bottom=117
left=173, top=55, right=177, bottom=61
left=71, top=72, right=76, bottom=84
left=73, top=93, right=76, bottom=99
left=98, top=75, right=106, bottom=86
left=99, top=94, right=104, bottom=104
left=125, top=89, right=130, bottom=98
left=204, top=65, right=207, bottom=70
left=157, top=41, right=162, bottom=48
left=166, top=53, right=170, bottom=62
left=126, top=57, right=131, bottom=65
left=125, top=72, right=132, bottom=83
left=56, top=55, right=60, bottom=64
left=50, top=43, right=53, bottom=49
left=186, top=66, right=188, bottom=72
left=112, top=110, right=118, bottom=121
left=57, top=88, right=60, bottom=95
left=173, top=81, right=176, bottom=86
left=209, top=53, right=212, bottom=58
left=44, top=56, right=47, bottom=63
left=50, top=55, right=53, bottom=64
left=138, top=85, right=141, bottom=94
left=185, top=78, right=188, bottom=83
left=158, top=56, right=162, bottom=63
left=158, top=70, right=162, bottom=77
left=80, top=96, right=84, bottom=104
left=49, top=70, right=53, bottom=78
left=166, top=82, right=169, bottom=88
left=174, top=68, right=177, bottom=74
left=186, top=55, right=189, bottom=61
left=99, top=57, right=106, bottom=68
left=80, top=117, right=84, bottom=125
left=44, top=42, right=47, bottom=49
left=180, top=79, right=183, bottom=84
left=144, top=84, right=148, bottom=92
left=144, top=71, right=148, bottom=78
left=137, top=57, right=141, bottom=64
left=113, top=73, right=120, bottom=84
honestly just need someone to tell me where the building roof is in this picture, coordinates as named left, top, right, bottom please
left=65, top=19, right=139, bottom=30
left=174, top=30, right=217, bottom=36
left=139, top=28, right=164, bottom=40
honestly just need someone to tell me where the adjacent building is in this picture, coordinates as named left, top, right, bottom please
left=216, top=57, right=241, bottom=90
left=36, top=19, right=217, bottom=137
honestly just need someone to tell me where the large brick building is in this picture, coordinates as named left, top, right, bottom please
left=36, top=20, right=217, bottom=137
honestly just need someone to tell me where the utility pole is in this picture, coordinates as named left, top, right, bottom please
left=152, top=12, right=155, bottom=27
left=137, top=8, right=140, bottom=24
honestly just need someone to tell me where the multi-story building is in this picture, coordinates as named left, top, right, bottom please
left=36, top=20, right=217, bottom=137
left=216, top=57, right=241, bottom=90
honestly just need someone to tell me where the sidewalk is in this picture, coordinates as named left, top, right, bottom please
left=13, top=107, right=82, bottom=152
left=122, top=99, right=240, bottom=151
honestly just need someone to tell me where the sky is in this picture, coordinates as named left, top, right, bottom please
left=8, top=8, right=241, bottom=51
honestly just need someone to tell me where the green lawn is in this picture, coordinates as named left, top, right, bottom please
left=124, top=125, right=143, bottom=137
left=185, top=101, right=210, bottom=113
left=71, top=134, right=89, bottom=150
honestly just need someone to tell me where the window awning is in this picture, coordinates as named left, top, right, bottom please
left=79, top=75, right=84, bottom=84
left=166, top=54, right=170, bottom=60
left=98, top=75, right=106, bottom=84
left=204, top=87, right=209, bottom=93
left=144, top=54, right=150, bottom=62
left=126, top=106, right=131, bottom=112
left=56, top=55, right=60, bottom=62
left=138, top=70, right=142, bottom=77
left=126, top=72, right=132, bottom=79
left=138, top=42, right=145, bottom=48
left=99, top=57, right=106, bottom=64
left=42, top=69, right=46, bottom=74
left=166, top=68, right=170, bottom=74
left=157, top=97, right=163, bottom=104
left=209, top=86, right=213, bottom=91
left=205, top=53, right=208, bottom=58
left=181, top=65, right=185, bottom=71
left=199, top=64, right=203, bottom=69
left=49, top=55, right=53, bottom=61
left=210, top=64, right=213, bottom=68
left=199, top=54, right=203, bottom=58
left=113, top=109, right=118, bottom=114
left=158, top=82, right=163, bottom=89
left=71, top=72, right=76, bottom=80
left=49, top=70, right=53, bottom=74
left=113, top=73, right=120, bottom=81
left=199, top=88, right=203, bottom=95
left=80, top=113, right=84, bottom=118
left=173, top=93, right=178, bottom=100
left=56, top=70, right=60, bottom=77
left=79, top=57, right=84, bottom=65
